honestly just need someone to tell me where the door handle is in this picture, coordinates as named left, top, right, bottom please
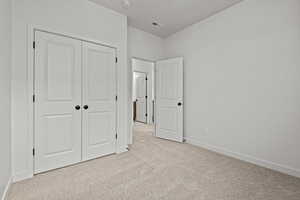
left=75, top=105, right=81, bottom=110
left=177, top=102, right=182, bottom=106
left=83, top=105, right=89, bottom=110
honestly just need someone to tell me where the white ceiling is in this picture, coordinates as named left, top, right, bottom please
left=89, top=0, right=243, bottom=38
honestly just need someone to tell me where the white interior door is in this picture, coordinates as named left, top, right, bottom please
left=155, top=57, right=183, bottom=142
left=34, top=31, right=82, bottom=173
left=135, top=72, right=147, bottom=123
left=82, top=42, right=117, bottom=161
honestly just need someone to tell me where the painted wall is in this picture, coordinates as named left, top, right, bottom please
left=11, top=0, right=128, bottom=182
left=128, top=26, right=164, bottom=61
left=164, top=0, right=300, bottom=177
left=0, top=0, right=12, bottom=197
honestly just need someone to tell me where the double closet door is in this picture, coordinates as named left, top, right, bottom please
left=34, top=31, right=117, bottom=173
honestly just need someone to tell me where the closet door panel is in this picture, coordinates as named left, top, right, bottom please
left=34, top=31, right=82, bottom=173
left=82, top=42, right=117, bottom=161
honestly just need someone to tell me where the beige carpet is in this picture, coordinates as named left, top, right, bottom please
left=7, top=123, right=300, bottom=200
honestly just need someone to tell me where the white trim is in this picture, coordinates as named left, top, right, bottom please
left=30, top=24, right=117, bottom=49
left=131, top=56, right=155, bottom=63
left=129, top=58, right=133, bottom=145
left=185, top=137, right=300, bottom=178
left=1, top=177, right=12, bottom=200
left=116, top=146, right=129, bottom=154
left=24, top=24, right=123, bottom=180
left=12, top=171, right=33, bottom=183
left=25, top=24, right=35, bottom=182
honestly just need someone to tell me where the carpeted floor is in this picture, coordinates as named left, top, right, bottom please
left=7, top=123, right=300, bottom=200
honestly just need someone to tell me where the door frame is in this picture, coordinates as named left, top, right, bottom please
left=129, top=57, right=155, bottom=145
left=133, top=71, right=148, bottom=124
left=26, top=25, right=120, bottom=178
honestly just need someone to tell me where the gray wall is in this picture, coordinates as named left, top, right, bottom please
left=0, top=0, right=12, bottom=197
left=165, top=0, right=300, bottom=176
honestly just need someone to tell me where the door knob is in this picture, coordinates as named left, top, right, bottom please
left=75, top=105, right=81, bottom=110
left=83, top=105, right=89, bottom=110
left=177, top=102, right=182, bottom=106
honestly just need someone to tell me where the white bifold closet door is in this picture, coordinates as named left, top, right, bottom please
left=34, top=31, right=116, bottom=173
left=155, top=57, right=183, bottom=143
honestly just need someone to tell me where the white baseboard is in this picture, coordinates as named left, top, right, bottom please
left=117, top=146, right=129, bottom=154
left=12, top=171, right=33, bottom=183
left=185, top=137, right=300, bottom=178
left=1, top=177, right=12, bottom=200
left=12, top=147, right=129, bottom=183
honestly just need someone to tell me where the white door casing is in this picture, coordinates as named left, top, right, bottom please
left=134, top=72, right=147, bottom=123
left=155, top=57, right=183, bottom=142
left=34, top=31, right=82, bottom=173
left=82, top=42, right=117, bottom=161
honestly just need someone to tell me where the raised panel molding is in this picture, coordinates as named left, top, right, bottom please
left=46, top=42, right=74, bottom=101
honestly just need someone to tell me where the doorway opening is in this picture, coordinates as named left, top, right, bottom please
left=132, top=58, right=155, bottom=142
left=130, top=57, right=184, bottom=146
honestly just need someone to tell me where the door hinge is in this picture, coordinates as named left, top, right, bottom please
left=33, top=94, right=35, bottom=103
left=115, top=133, right=118, bottom=140
left=146, top=77, right=148, bottom=81
left=33, top=41, right=36, bottom=49
left=115, top=95, right=118, bottom=101
left=115, top=57, right=118, bottom=63
left=32, top=148, right=35, bottom=156
left=145, top=95, right=148, bottom=99
left=145, top=113, right=148, bottom=117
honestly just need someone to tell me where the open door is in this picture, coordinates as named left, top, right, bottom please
left=155, top=57, right=183, bottom=142
left=134, top=72, right=147, bottom=123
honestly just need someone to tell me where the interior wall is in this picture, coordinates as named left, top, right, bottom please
left=127, top=26, right=164, bottom=144
left=164, top=0, right=300, bottom=177
left=128, top=26, right=164, bottom=61
left=11, top=0, right=128, bottom=182
left=0, top=0, right=12, bottom=197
